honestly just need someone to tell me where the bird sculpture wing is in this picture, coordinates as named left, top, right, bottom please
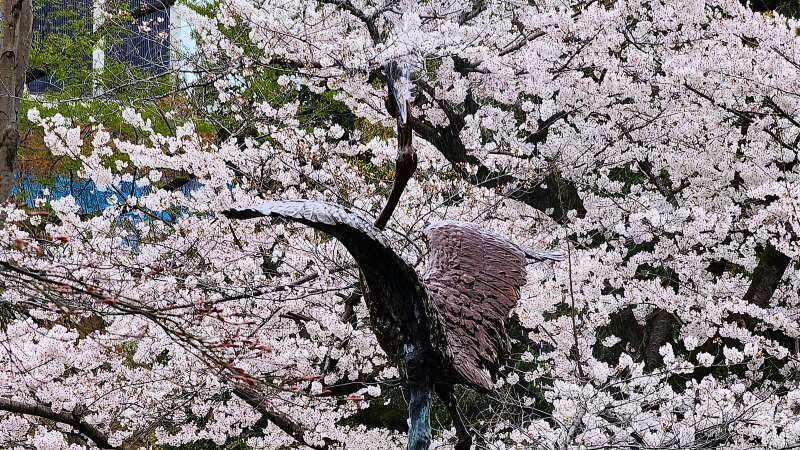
left=422, top=221, right=564, bottom=391
left=222, top=200, right=438, bottom=358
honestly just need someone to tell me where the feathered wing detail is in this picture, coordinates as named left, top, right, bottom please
left=224, top=200, right=388, bottom=242
left=223, top=200, right=438, bottom=361
left=422, top=221, right=530, bottom=391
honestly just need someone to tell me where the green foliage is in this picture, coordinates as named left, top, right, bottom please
left=29, top=0, right=171, bottom=97
left=607, top=163, right=647, bottom=195
left=343, top=386, right=408, bottom=432
left=746, top=0, right=800, bottom=18
left=23, top=0, right=212, bottom=181
left=29, top=0, right=96, bottom=96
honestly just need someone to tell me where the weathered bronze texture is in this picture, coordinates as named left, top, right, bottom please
left=223, top=62, right=562, bottom=450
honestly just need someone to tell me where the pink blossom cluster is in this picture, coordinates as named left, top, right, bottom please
left=2, top=0, right=799, bottom=448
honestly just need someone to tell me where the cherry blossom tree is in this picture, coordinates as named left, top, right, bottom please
left=2, top=0, right=800, bottom=449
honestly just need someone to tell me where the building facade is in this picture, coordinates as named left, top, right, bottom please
left=28, top=0, right=172, bottom=94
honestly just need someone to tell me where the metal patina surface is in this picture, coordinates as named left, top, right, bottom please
left=222, top=201, right=563, bottom=449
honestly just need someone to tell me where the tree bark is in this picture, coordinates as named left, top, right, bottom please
left=729, top=242, right=791, bottom=329
left=233, top=385, right=332, bottom=450
left=0, top=398, right=117, bottom=449
left=743, top=243, right=791, bottom=308
left=0, top=0, right=33, bottom=201
left=410, top=115, right=584, bottom=223
left=644, top=310, right=678, bottom=371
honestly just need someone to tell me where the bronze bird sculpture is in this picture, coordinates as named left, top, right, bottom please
left=223, top=63, right=563, bottom=450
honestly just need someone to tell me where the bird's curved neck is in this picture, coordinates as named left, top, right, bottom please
left=375, top=111, right=416, bottom=231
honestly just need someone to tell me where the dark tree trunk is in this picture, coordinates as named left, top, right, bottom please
left=0, top=0, right=33, bottom=201
left=729, top=243, right=791, bottom=329
left=644, top=310, right=678, bottom=371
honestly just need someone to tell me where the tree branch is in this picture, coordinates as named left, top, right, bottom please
left=0, top=398, right=117, bottom=449
left=410, top=110, right=584, bottom=222
left=319, top=0, right=380, bottom=43
left=644, top=310, right=678, bottom=371
left=458, top=0, right=486, bottom=25
left=129, top=0, right=176, bottom=20
left=729, top=242, right=791, bottom=329
left=745, top=243, right=791, bottom=308
left=232, top=386, right=332, bottom=450
left=637, top=160, right=681, bottom=208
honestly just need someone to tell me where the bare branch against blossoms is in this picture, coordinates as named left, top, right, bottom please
left=0, top=399, right=117, bottom=449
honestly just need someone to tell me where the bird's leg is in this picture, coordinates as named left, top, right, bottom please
left=405, top=349, right=432, bottom=450
left=407, top=378, right=432, bottom=450
left=435, top=384, right=472, bottom=450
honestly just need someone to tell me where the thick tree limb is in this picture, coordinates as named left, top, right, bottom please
left=633, top=159, right=684, bottom=370
left=744, top=243, right=791, bottom=308
left=608, top=306, right=644, bottom=359
left=233, top=385, right=332, bottom=450
left=682, top=86, right=793, bottom=330
left=162, top=174, right=195, bottom=192
left=644, top=310, right=678, bottom=371
left=128, top=0, right=176, bottom=20
left=637, top=160, right=682, bottom=208
left=319, top=0, right=380, bottom=43
left=339, top=288, right=362, bottom=326
left=410, top=113, right=584, bottom=223
left=458, top=0, right=487, bottom=25
left=729, top=243, right=791, bottom=329
left=0, top=398, right=117, bottom=449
